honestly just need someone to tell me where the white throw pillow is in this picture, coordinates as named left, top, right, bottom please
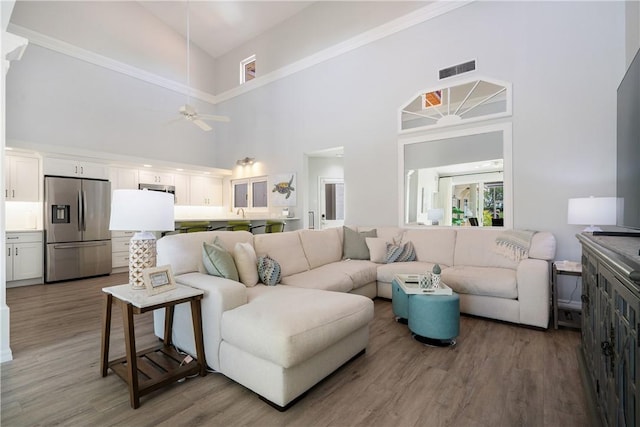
left=366, top=237, right=388, bottom=264
left=233, top=242, right=259, bottom=287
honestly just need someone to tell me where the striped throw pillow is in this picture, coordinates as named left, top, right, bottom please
left=385, top=241, right=416, bottom=263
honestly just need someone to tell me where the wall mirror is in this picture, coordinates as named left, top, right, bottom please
left=399, top=123, right=512, bottom=228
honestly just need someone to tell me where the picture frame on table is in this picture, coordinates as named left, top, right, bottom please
left=142, top=265, right=176, bottom=295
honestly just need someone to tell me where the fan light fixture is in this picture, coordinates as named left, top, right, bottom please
left=236, top=157, right=255, bottom=166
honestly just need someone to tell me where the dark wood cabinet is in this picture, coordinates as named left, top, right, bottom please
left=578, top=233, right=640, bottom=427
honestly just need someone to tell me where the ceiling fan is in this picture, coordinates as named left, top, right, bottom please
left=176, top=2, right=230, bottom=132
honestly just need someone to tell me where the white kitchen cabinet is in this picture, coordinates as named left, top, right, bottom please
left=190, top=175, right=222, bottom=206
left=6, top=232, right=43, bottom=285
left=5, top=155, right=39, bottom=201
left=43, top=157, right=108, bottom=180
left=138, top=170, right=174, bottom=185
left=111, top=230, right=134, bottom=271
left=109, top=167, right=139, bottom=192
left=173, top=173, right=190, bottom=205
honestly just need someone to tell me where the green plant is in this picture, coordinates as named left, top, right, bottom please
left=432, top=264, right=441, bottom=275
left=452, top=207, right=464, bottom=226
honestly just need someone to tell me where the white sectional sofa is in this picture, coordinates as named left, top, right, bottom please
left=153, top=226, right=555, bottom=409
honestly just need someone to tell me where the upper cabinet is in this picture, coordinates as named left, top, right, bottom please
left=43, top=157, right=108, bottom=180
left=173, top=173, right=190, bottom=205
left=109, top=167, right=139, bottom=192
left=5, top=154, right=40, bottom=202
left=190, top=175, right=222, bottom=206
left=138, top=170, right=175, bottom=185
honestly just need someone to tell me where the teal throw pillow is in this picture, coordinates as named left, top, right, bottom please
left=343, top=227, right=377, bottom=260
left=385, top=241, right=417, bottom=263
left=202, top=239, right=239, bottom=281
left=257, top=255, right=281, bottom=286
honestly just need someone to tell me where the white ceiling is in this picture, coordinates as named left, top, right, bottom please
left=137, top=1, right=314, bottom=58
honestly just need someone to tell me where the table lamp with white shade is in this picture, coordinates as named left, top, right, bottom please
left=567, top=196, right=617, bottom=232
left=427, top=208, right=444, bottom=226
left=109, top=189, right=175, bottom=290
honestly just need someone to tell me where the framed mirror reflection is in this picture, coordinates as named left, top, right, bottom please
left=399, top=123, right=512, bottom=228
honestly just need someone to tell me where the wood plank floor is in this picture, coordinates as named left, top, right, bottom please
left=2, top=273, right=591, bottom=426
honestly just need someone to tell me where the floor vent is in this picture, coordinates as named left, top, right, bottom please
left=439, top=60, right=476, bottom=80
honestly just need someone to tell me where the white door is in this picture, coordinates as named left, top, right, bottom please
left=319, top=178, right=344, bottom=229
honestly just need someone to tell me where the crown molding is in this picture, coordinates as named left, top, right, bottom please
left=215, top=1, right=473, bottom=103
left=7, top=23, right=217, bottom=105
left=8, top=1, right=473, bottom=106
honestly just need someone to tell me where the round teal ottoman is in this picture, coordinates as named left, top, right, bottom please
left=392, top=279, right=409, bottom=323
left=408, top=293, right=460, bottom=346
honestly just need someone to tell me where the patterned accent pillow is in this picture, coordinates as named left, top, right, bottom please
left=385, top=241, right=417, bottom=263
left=257, top=255, right=281, bottom=286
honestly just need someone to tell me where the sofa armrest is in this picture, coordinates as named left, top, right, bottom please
left=153, top=273, right=248, bottom=371
left=528, top=231, right=556, bottom=261
left=516, top=258, right=550, bottom=328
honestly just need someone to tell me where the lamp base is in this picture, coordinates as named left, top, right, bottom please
left=129, top=232, right=157, bottom=290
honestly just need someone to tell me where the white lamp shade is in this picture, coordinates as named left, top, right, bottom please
left=427, top=208, right=444, bottom=221
left=109, top=189, right=175, bottom=232
left=567, top=197, right=617, bottom=227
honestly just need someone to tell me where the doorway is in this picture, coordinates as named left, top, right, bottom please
left=305, top=147, right=344, bottom=230
left=319, top=178, right=344, bottom=229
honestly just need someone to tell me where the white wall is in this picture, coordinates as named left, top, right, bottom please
left=214, top=1, right=626, bottom=261
left=6, top=44, right=226, bottom=169
left=9, top=1, right=217, bottom=93
left=213, top=1, right=426, bottom=94
left=626, top=0, right=640, bottom=67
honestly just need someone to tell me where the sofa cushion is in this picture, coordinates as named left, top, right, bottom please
left=442, top=266, right=517, bottom=299
left=202, top=240, right=239, bottom=281
left=257, top=255, right=281, bottom=286
left=281, top=266, right=354, bottom=293
left=404, top=228, right=456, bottom=267
left=453, top=229, right=518, bottom=269
left=233, top=242, right=259, bottom=287
left=528, top=231, right=557, bottom=260
left=299, top=228, right=342, bottom=269
left=254, top=231, right=309, bottom=277
left=343, top=226, right=377, bottom=260
left=358, top=226, right=403, bottom=242
left=221, top=286, right=374, bottom=368
left=158, top=231, right=254, bottom=276
left=281, top=260, right=376, bottom=292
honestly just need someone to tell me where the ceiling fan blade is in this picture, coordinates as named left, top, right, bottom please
left=192, top=119, right=212, bottom=131
left=197, top=114, right=231, bottom=123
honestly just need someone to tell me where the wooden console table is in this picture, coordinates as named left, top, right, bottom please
left=101, top=284, right=206, bottom=409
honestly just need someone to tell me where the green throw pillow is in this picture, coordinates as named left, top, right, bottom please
left=343, top=226, right=377, bottom=260
left=202, top=239, right=239, bottom=281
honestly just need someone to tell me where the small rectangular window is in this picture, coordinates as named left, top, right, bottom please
left=232, top=176, right=267, bottom=210
left=240, top=55, right=256, bottom=84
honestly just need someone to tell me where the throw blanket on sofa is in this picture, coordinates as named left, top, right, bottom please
left=495, top=230, right=537, bottom=261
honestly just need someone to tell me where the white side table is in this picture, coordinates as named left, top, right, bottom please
left=100, top=284, right=206, bottom=408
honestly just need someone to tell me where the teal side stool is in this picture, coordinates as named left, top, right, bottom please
left=408, top=293, right=460, bottom=346
left=392, top=279, right=409, bottom=323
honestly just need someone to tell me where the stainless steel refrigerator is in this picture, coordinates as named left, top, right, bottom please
left=44, top=176, right=112, bottom=282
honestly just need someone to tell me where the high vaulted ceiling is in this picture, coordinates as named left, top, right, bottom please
left=138, top=1, right=314, bottom=58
